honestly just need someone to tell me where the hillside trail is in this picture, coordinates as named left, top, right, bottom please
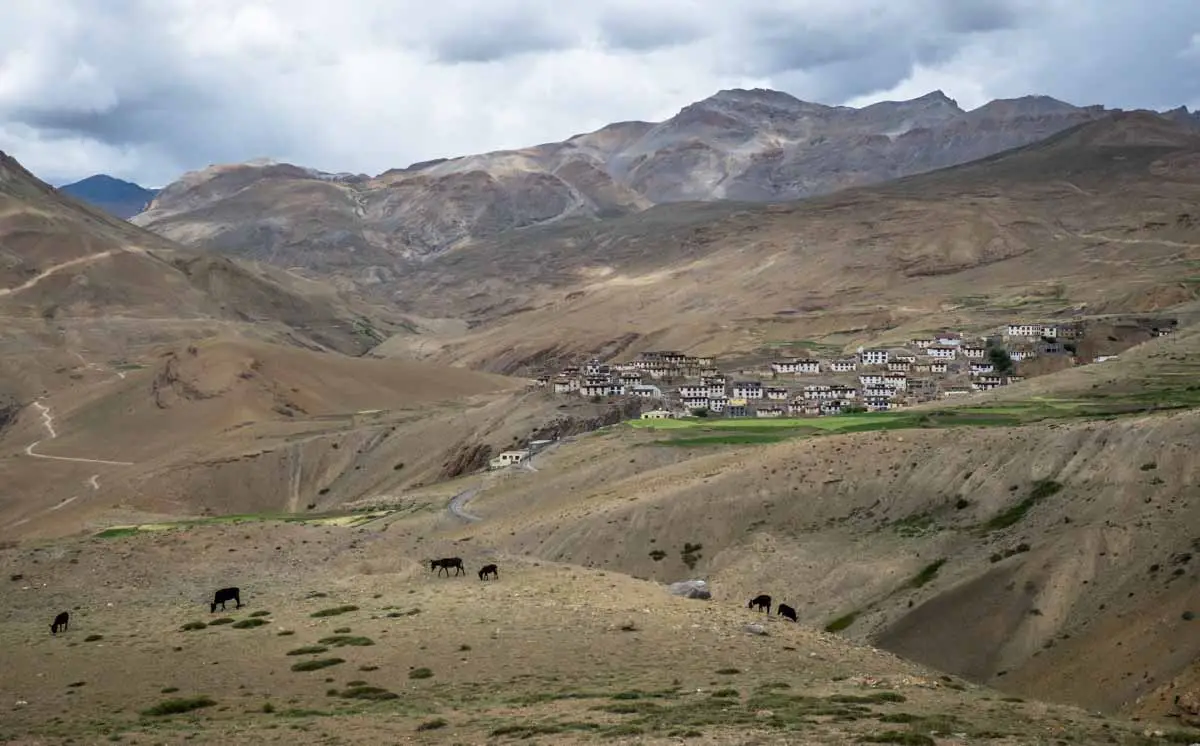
left=0, top=245, right=148, bottom=297
left=446, top=439, right=564, bottom=522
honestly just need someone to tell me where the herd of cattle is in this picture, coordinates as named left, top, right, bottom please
left=48, top=556, right=792, bottom=634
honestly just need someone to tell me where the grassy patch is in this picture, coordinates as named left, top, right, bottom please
left=249, top=610, right=271, bottom=617
left=286, top=646, right=329, bottom=656
left=417, top=718, right=448, bottom=731
left=140, top=697, right=216, bottom=717
left=208, top=618, right=235, bottom=626
left=408, top=667, right=433, bottom=679
left=981, top=479, right=1063, bottom=532
left=335, top=686, right=398, bottom=701
left=231, top=618, right=268, bottom=629
left=84, top=634, right=103, bottom=642
left=179, top=621, right=207, bottom=631
left=825, top=611, right=860, bottom=633
left=311, top=605, right=359, bottom=618
left=290, top=658, right=345, bottom=672
left=906, top=559, right=947, bottom=589
left=860, top=731, right=935, bottom=745
left=317, top=635, right=374, bottom=647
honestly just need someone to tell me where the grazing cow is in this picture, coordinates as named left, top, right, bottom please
left=210, top=587, right=242, bottom=613
left=430, top=557, right=464, bottom=577
left=777, top=603, right=798, bottom=622
left=748, top=594, right=771, bottom=613
left=478, top=563, right=499, bottom=581
left=50, top=611, right=69, bottom=635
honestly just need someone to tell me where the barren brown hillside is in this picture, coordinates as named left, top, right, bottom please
left=395, top=323, right=1200, bottom=722
left=370, top=112, right=1200, bottom=373
left=0, top=148, right=415, bottom=404
left=0, top=335, right=540, bottom=541
left=3, top=520, right=1178, bottom=745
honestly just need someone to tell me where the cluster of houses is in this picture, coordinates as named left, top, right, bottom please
left=531, top=319, right=1169, bottom=419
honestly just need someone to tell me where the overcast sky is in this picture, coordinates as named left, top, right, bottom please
left=2, top=0, right=1198, bottom=187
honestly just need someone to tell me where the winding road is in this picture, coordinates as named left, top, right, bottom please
left=0, top=248, right=147, bottom=298
left=24, top=401, right=134, bottom=467
left=448, top=486, right=482, bottom=522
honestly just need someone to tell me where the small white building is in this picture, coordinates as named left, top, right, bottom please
left=929, top=361, right=949, bottom=374
left=640, top=409, right=674, bottom=420
left=829, top=359, right=857, bottom=373
left=859, top=373, right=886, bottom=388
left=962, top=347, right=987, bottom=359
left=629, top=384, right=663, bottom=399
left=755, top=406, right=786, bottom=418
left=860, top=349, right=889, bottom=366
left=679, top=384, right=708, bottom=399
left=765, top=386, right=790, bottom=401
left=928, top=346, right=957, bottom=360
left=731, top=381, right=765, bottom=399
left=970, top=362, right=996, bottom=375
left=490, top=450, right=530, bottom=469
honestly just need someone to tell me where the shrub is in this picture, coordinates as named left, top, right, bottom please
left=311, top=605, right=358, bottom=618
left=318, top=635, right=374, bottom=647
left=231, top=618, right=267, bottom=629
left=824, top=611, right=859, bottom=633
left=417, top=718, right=448, bottom=731
left=84, top=634, right=103, bottom=642
left=337, top=686, right=398, bottom=700
left=408, top=667, right=433, bottom=679
left=649, top=549, right=667, bottom=561
left=180, top=621, right=207, bottom=631
left=291, top=658, right=345, bottom=672
left=141, top=697, right=216, bottom=717
left=287, top=646, right=329, bottom=656
left=249, top=610, right=271, bottom=618
left=208, top=618, right=235, bottom=626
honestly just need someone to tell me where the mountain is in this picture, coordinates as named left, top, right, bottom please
left=0, top=149, right=534, bottom=540
left=130, top=89, right=1116, bottom=280
left=369, top=111, right=1200, bottom=374
left=57, top=173, right=159, bottom=219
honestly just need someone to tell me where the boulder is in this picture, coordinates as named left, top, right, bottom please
left=667, top=579, right=711, bottom=600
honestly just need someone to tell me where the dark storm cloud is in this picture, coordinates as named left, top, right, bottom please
left=595, top=11, right=706, bottom=53
left=428, top=12, right=577, bottom=63
left=933, top=0, right=1029, bottom=33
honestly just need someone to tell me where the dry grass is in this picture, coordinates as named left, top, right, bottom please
left=0, top=522, right=1183, bottom=745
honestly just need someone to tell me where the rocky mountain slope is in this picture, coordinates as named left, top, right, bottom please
left=57, top=174, right=159, bottom=219
left=131, top=89, right=1139, bottom=277
left=371, top=111, right=1200, bottom=374
left=0, top=150, right=537, bottom=540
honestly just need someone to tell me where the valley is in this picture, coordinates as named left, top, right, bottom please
left=3, top=88, right=1200, bottom=744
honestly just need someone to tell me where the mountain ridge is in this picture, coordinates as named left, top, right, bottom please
left=57, top=173, right=159, bottom=219
left=129, top=88, right=1158, bottom=279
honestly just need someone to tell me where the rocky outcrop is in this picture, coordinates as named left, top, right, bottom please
left=527, top=399, right=647, bottom=442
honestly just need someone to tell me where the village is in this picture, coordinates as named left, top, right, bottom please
left=532, top=319, right=1177, bottom=421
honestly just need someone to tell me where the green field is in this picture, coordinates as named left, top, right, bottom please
left=627, top=394, right=1190, bottom=447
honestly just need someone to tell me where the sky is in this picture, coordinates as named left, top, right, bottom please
left=2, top=0, right=1198, bottom=187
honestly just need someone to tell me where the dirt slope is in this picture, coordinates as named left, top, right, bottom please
left=0, top=505, right=1184, bottom=745
left=395, top=324, right=1200, bottom=720
left=0, top=335, right=533, bottom=541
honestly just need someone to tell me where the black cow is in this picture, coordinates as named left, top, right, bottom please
left=478, top=563, right=498, bottom=581
left=430, top=557, right=464, bottom=577
left=777, top=603, right=798, bottom=622
left=50, top=611, right=69, bottom=635
left=210, top=587, right=242, bottom=613
left=748, top=594, right=771, bottom=613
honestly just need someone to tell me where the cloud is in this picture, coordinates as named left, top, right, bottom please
left=1, top=0, right=1197, bottom=187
